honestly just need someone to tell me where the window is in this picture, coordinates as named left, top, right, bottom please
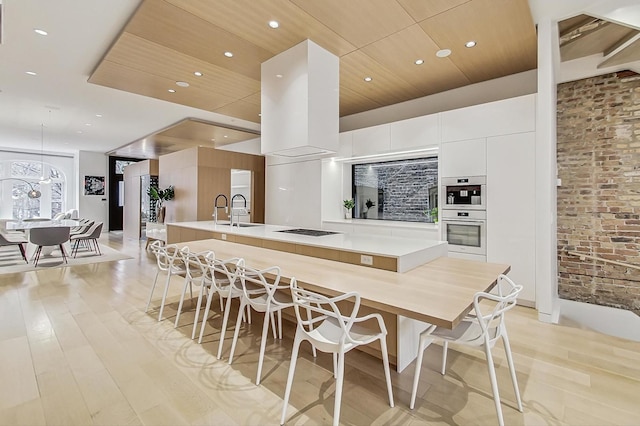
left=352, top=157, right=438, bottom=223
left=2, top=160, right=66, bottom=219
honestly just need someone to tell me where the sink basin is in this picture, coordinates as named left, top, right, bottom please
left=216, top=222, right=260, bottom=228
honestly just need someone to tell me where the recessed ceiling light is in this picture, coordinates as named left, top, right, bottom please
left=168, top=89, right=176, bottom=93
left=95, top=114, right=102, bottom=118
left=415, top=59, right=424, bottom=65
left=210, top=138, right=215, bottom=141
left=76, top=131, right=83, bottom=134
left=258, top=113, right=262, bottom=117
left=269, top=20, right=279, bottom=29
left=223, top=135, right=228, bottom=138
left=176, top=81, right=189, bottom=87
left=364, top=76, right=373, bottom=82
left=224, top=51, right=233, bottom=58
left=25, top=71, right=37, bottom=76
left=465, top=40, right=477, bottom=48
left=34, top=29, right=48, bottom=36
left=436, top=49, right=452, bottom=58
left=194, top=71, right=203, bottom=77
left=85, top=123, right=92, bottom=126
left=276, top=74, right=283, bottom=78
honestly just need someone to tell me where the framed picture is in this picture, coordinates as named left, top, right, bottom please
left=84, top=175, right=105, bottom=196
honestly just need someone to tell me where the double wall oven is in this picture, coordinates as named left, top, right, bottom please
left=441, top=176, right=487, bottom=260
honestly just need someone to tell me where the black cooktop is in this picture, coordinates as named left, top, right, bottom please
left=276, top=229, right=339, bottom=237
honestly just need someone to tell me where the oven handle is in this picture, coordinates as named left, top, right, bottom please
left=443, top=219, right=485, bottom=224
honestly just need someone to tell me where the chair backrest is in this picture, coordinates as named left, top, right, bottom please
left=205, top=254, right=243, bottom=293
left=235, top=262, right=288, bottom=312
left=29, top=226, right=71, bottom=246
left=86, top=222, right=103, bottom=238
left=52, top=212, right=66, bottom=221
left=0, top=232, right=15, bottom=246
left=289, top=278, right=362, bottom=345
left=182, top=250, right=213, bottom=285
left=149, top=240, right=170, bottom=271
left=471, top=274, right=523, bottom=347
left=66, top=208, right=79, bottom=219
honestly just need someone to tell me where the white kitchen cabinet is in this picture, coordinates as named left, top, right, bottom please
left=338, top=131, right=353, bottom=158
left=390, top=113, right=439, bottom=151
left=440, top=138, right=486, bottom=177
left=440, top=94, right=536, bottom=143
left=487, top=132, right=536, bottom=303
left=352, top=123, right=391, bottom=156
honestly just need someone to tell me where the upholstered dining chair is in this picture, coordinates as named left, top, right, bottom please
left=409, top=274, right=523, bottom=426
left=70, top=222, right=103, bottom=257
left=0, top=232, right=29, bottom=263
left=281, top=278, right=394, bottom=426
left=29, top=226, right=71, bottom=266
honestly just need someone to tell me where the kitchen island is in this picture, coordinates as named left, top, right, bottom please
left=178, top=237, right=509, bottom=372
left=167, top=221, right=447, bottom=273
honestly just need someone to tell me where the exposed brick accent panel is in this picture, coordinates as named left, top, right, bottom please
left=557, top=72, right=640, bottom=315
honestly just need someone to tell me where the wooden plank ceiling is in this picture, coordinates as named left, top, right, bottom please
left=94, top=0, right=537, bottom=158
left=559, top=14, right=640, bottom=67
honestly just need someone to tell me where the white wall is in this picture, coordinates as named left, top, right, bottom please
left=266, top=157, right=322, bottom=229
left=76, top=151, right=108, bottom=226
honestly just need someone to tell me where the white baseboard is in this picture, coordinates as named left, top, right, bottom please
left=555, top=299, right=640, bottom=342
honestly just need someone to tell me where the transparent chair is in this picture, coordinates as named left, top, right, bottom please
left=228, top=262, right=293, bottom=385
left=409, top=274, right=523, bottom=426
left=281, top=278, right=394, bottom=426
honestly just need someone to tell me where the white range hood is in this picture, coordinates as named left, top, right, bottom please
left=261, top=40, right=339, bottom=157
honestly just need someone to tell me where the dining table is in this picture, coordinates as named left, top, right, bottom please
left=178, top=238, right=510, bottom=372
left=5, top=219, right=79, bottom=257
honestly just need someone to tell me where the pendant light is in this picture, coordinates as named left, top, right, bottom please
left=39, top=122, right=51, bottom=185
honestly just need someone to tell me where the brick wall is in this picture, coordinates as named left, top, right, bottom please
left=557, top=71, right=640, bottom=315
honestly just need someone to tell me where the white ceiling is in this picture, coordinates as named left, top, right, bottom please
left=0, top=0, right=638, bottom=157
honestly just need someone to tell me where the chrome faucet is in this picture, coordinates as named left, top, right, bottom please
left=230, top=194, right=247, bottom=227
left=213, top=194, right=228, bottom=225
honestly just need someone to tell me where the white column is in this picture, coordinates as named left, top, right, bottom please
left=535, top=18, right=560, bottom=322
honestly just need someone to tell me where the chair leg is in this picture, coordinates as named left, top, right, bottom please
left=33, top=246, right=42, bottom=267
left=145, top=270, right=161, bottom=312
left=305, top=307, right=317, bottom=358
left=199, top=286, right=217, bottom=343
left=59, top=244, right=68, bottom=263
left=441, top=341, right=449, bottom=375
left=280, top=331, right=303, bottom=426
left=502, top=332, right=523, bottom=412
left=256, top=310, right=272, bottom=385
left=228, top=300, right=247, bottom=365
left=270, top=311, right=277, bottom=339
left=278, top=310, right=283, bottom=340
left=18, top=243, right=28, bottom=263
left=379, top=335, right=395, bottom=408
left=409, top=333, right=431, bottom=410
left=94, top=238, right=101, bottom=255
left=191, top=284, right=207, bottom=339
left=333, top=351, right=346, bottom=426
left=332, top=353, right=338, bottom=379
left=158, top=272, right=173, bottom=321
left=215, top=293, right=235, bottom=359
left=484, top=343, right=505, bottom=426
left=174, top=277, right=191, bottom=328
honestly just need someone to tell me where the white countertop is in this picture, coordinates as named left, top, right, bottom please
left=168, top=220, right=446, bottom=259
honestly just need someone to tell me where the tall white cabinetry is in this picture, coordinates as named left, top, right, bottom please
left=440, top=138, right=487, bottom=177
left=487, top=132, right=536, bottom=303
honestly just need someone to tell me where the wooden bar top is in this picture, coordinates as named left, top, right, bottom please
left=180, top=238, right=510, bottom=329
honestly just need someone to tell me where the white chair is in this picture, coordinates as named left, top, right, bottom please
left=409, top=274, right=523, bottom=426
left=197, top=256, right=259, bottom=359
left=281, top=278, right=394, bottom=426
left=173, top=249, right=213, bottom=329
left=70, top=222, right=103, bottom=257
left=228, top=262, right=293, bottom=385
left=145, top=241, right=188, bottom=321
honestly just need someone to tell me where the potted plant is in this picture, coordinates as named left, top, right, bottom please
left=430, top=207, right=438, bottom=223
left=343, top=199, right=355, bottom=219
left=148, top=185, right=175, bottom=223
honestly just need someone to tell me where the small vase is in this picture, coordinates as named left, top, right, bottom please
left=344, top=210, right=351, bottom=219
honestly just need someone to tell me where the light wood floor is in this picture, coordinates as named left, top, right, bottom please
left=1, top=232, right=639, bottom=426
